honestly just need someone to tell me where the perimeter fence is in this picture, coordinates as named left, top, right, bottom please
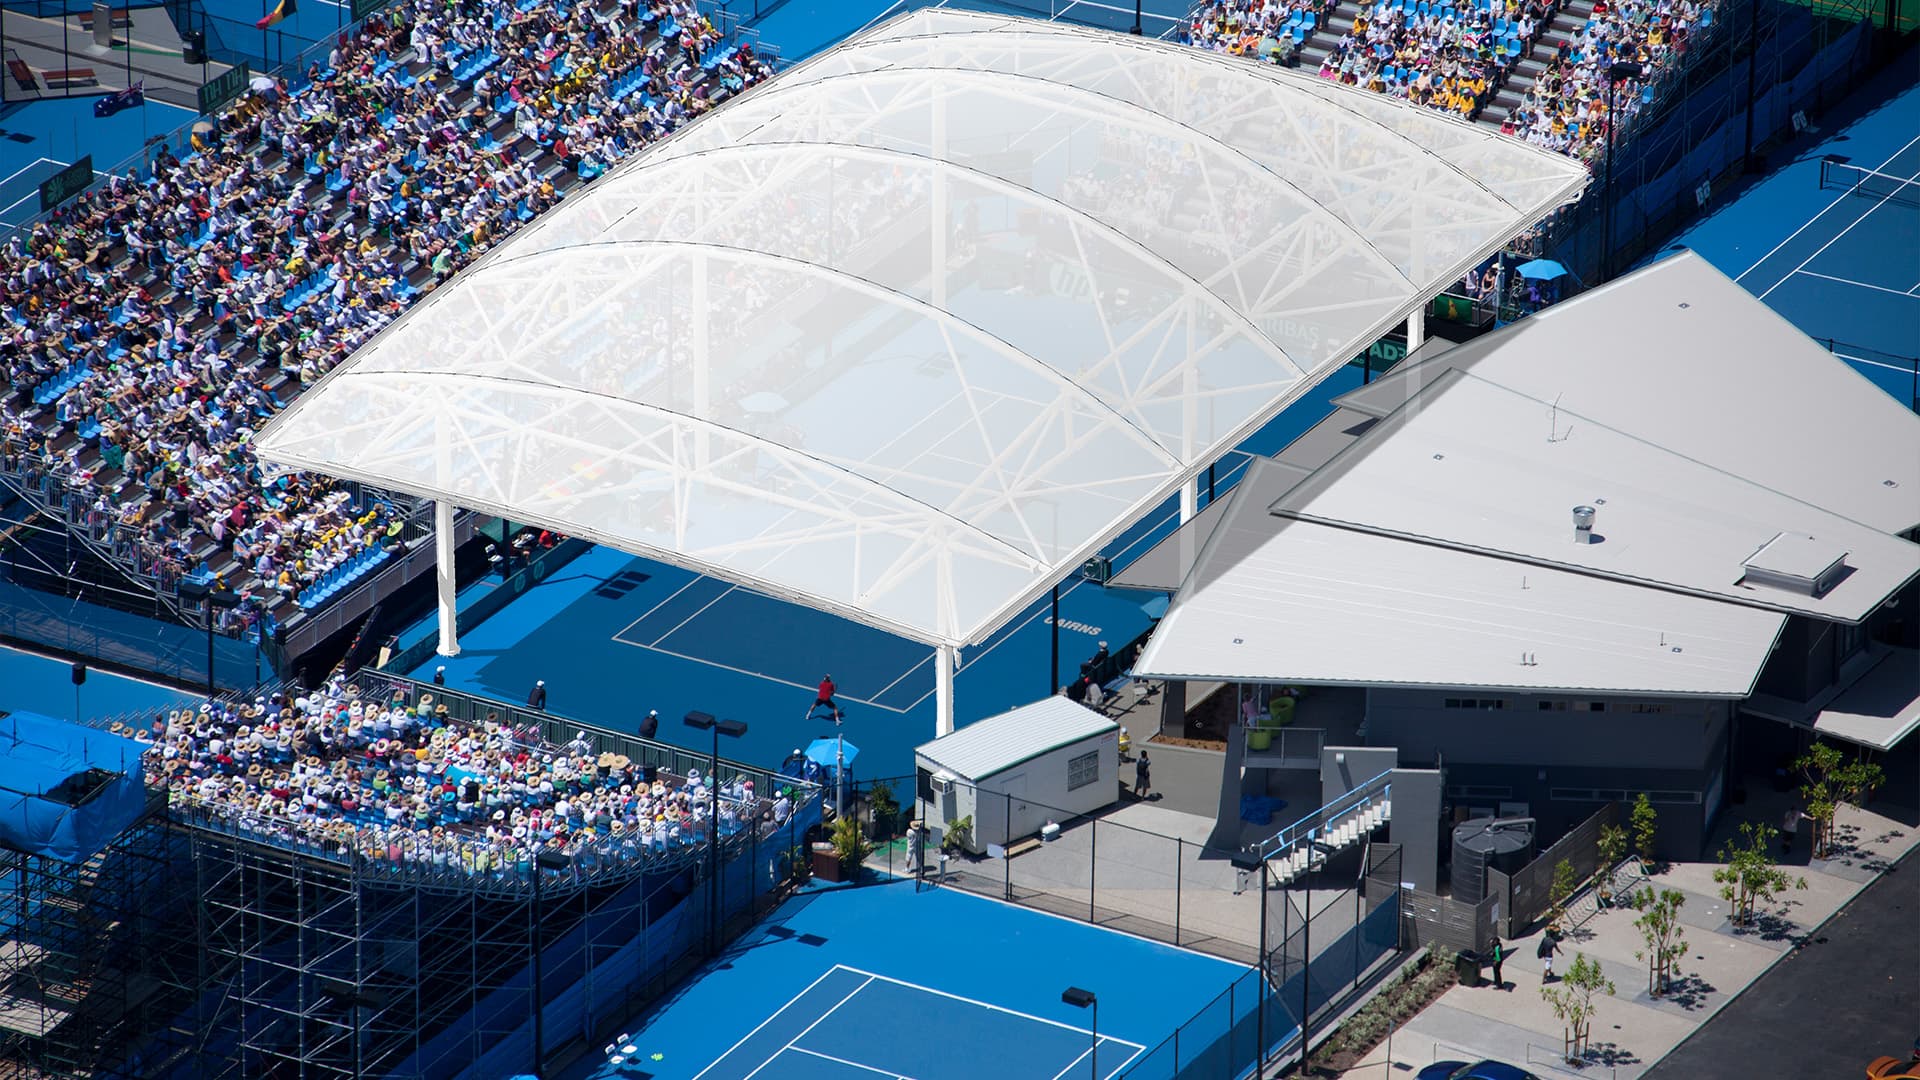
left=844, top=775, right=1409, bottom=1077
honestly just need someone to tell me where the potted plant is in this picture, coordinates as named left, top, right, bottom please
left=941, top=815, right=974, bottom=856
left=830, top=814, right=873, bottom=881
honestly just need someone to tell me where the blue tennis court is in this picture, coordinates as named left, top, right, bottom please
left=1671, top=75, right=1920, bottom=406
left=566, top=881, right=1243, bottom=1080
left=0, top=157, right=76, bottom=229
left=692, top=965, right=1142, bottom=1080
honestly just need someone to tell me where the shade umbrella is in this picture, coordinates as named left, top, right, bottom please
left=804, top=737, right=857, bottom=770
left=1516, top=258, right=1570, bottom=281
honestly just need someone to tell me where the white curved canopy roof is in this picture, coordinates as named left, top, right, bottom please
left=255, top=9, right=1587, bottom=648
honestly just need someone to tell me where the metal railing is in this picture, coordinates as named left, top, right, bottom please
left=1250, top=768, right=1393, bottom=862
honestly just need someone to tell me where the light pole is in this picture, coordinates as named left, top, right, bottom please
left=1062, top=987, right=1098, bottom=1078
left=1601, top=60, right=1643, bottom=282
left=529, top=847, right=571, bottom=1079
left=834, top=708, right=847, bottom=821
left=684, top=711, right=748, bottom=954
left=178, top=579, right=240, bottom=696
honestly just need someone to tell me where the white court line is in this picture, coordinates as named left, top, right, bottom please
left=742, top=975, right=876, bottom=1080
left=1734, top=132, right=1920, bottom=286
left=1756, top=165, right=1918, bottom=301
left=1049, top=1046, right=1096, bottom=1080
left=648, top=580, right=735, bottom=647
left=0, top=156, right=59, bottom=190
left=688, top=967, right=847, bottom=1080
left=610, top=574, right=707, bottom=645
left=618, top=638, right=912, bottom=713
left=1792, top=269, right=1920, bottom=299
left=1834, top=351, right=1920, bottom=375
left=834, top=965, right=1147, bottom=1050
left=784, top=1046, right=910, bottom=1078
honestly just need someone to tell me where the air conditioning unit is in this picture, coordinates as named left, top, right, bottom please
left=930, top=775, right=954, bottom=795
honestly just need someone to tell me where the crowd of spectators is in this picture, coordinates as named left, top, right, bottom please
left=1499, top=0, right=1711, bottom=157
left=1187, top=0, right=1717, bottom=160
left=0, top=0, right=771, bottom=631
left=125, top=676, right=798, bottom=878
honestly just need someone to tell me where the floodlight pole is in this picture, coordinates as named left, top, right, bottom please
left=1062, top=988, right=1098, bottom=1077
left=685, top=712, right=746, bottom=955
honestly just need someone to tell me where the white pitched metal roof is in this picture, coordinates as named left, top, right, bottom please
left=1812, top=648, right=1920, bottom=751
left=1275, top=370, right=1920, bottom=624
left=250, top=8, right=1586, bottom=649
left=1336, top=252, right=1920, bottom=535
left=915, top=695, right=1117, bottom=781
left=1132, top=462, right=1786, bottom=695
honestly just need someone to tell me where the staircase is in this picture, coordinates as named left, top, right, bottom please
left=1477, top=0, right=1597, bottom=131
left=1269, top=796, right=1391, bottom=885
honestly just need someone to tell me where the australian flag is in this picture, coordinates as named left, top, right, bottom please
left=93, top=81, right=144, bottom=119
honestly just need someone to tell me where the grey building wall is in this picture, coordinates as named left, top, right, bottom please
left=1365, top=689, right=1730, bottom=859
left=1322, top=746, right=1398, bottom=809
left=1388, top=768, right=1443, bottom=893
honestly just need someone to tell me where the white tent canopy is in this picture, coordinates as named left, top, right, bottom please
left=254, top=9, right=1586, bottom=650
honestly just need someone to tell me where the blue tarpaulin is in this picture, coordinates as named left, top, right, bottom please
left=0, top=712, right=148, bottom=862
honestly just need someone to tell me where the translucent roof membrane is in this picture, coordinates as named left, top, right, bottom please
left=256, top=9, right=1587, bottom=647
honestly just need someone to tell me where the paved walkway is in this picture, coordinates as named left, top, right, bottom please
left=1335, top=801, right=1918, bottom=1079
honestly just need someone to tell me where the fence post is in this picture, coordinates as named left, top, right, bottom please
left=1089, top=816, right=1097, bottom=923
left=1003, top=790, right=1012, bottom=902
left=1174, top=837, right=1183, bottom=947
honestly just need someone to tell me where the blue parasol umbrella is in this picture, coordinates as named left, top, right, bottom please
left=805, top=737, right=858, bottom=769
left=1516, top=258, right=1570, bottom=281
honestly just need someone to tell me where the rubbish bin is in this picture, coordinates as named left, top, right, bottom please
left=1455, top=950, right=1482, bottom=987
left=811, top=841, right=843, bottom=883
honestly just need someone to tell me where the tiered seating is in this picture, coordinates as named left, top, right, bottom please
left=1189, top=0, right=1718, bottom=158
left=0, top=0, right=774, bottom=640
left=132, top=676, right=790, bottom=876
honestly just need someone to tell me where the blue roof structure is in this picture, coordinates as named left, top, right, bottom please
left=0, top=712, right=149, bottom=863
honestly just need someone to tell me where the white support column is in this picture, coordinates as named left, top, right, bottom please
left=934, top=644, right=957, bottom=737
left=434, top=501, right=460, bottom=657
left=1180, top=476, right=1199, bottom=524
left=1406, top=305, right=1426, bottom=356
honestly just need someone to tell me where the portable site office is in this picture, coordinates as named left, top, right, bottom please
left=913, top=697, right=1121, bottom=855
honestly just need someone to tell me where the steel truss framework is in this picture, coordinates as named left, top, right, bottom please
left=255, top=8, right=1586, bottom=649
left=0, top=806, right=194, bottom=1080
left=165, top=804, right=810, bottom=1080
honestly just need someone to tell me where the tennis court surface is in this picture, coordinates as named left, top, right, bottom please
left=1671, top=71, right=1919, bottom=406
left=568, top=882, right=1244, bottom=1080
left=691, top=966, right=1141, bottom=1080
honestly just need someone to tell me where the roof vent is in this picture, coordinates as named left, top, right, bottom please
left=1572, top=505, right=1597, bottom=545
left=1743, top=532, right=1850, bottom=597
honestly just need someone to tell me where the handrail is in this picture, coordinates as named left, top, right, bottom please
left=1251, top=767, right=1393, bottom=861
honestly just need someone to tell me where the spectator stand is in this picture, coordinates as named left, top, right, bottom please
left=2, top=0, right=779, bottom=686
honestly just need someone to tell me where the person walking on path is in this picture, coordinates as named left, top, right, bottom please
left=815, top=674, right=836, bottom=710
left=1134, top=750, right=1152, bottom=800
left=527, top=679, right=546, bottom=710
left=1489, top=937, right=1506, bottom=988
left=1538, top=932, right=1561, bottom=981
left=1781, top=805, right=1801, bottom=855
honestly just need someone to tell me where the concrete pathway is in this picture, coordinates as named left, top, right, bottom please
left=1334, top=801, right=1918, bottom=1079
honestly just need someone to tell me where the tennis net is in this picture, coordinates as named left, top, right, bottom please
left=1819, top=157, right=1920, bottom=207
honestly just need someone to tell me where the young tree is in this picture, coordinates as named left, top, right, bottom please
left=1547, top=857, right=1578, bottom=926
left=1795, top=742, right=1886, bottom=858
left=1540, top=952, right=1614, bottom=1061
left=1631, top=887, right=1687, bottom=995
left=1596, top=823, right=1629, bottom=904
left=1713, top=821, right=1808, bottom=926
left=1630, top=793, right=1659, bottom=871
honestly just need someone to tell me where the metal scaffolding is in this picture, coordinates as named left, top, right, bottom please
left=0, top=801, right=193, bottom=1080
